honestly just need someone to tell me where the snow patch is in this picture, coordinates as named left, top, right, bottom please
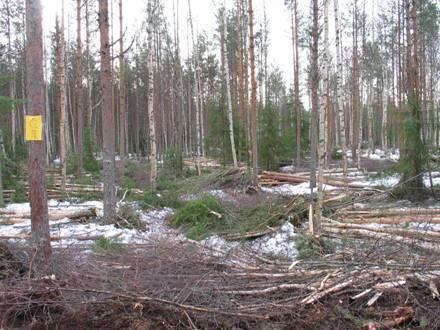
left=262, top=182, right=338, bottom=196
left=248, top=222, right=297, bottom=259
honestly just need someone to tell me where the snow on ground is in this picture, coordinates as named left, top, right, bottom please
left=0, top=201, right=183, bottom=247
left=248, top=222, right=297, bottom=259
left=201, top=222, right=297, bottom=260
left=1, top=199, right=299, bottom=260
left=261, top=182, right=338, bottom=196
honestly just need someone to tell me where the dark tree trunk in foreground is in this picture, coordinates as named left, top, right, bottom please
left=25, top=0, right=52, bottom=264
left=99, top=0, right=116, bottom=223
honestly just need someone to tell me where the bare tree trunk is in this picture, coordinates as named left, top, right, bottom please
left=75, top=0, right=83, bottom=178
left=352, top=0, right=361, bottom=168
left=310, top=0, right=319, bottom=189
left=85, top=0, right=93, bottom=130
left=25, top=0, right=52, bottom=264
left=99, top=0, right=116, bottom=224
left=316, top=0, right=330, bottom=237
left=367, top=83, right=374, bottom=154
left=188, top=0, right=202, bottom=174
left=290, top=0, right=301, bottom=166
left=0, top=133, right=4, bottom=207
left=118, top=0, right=126, bottom=159
left=6, top=0, right=16, bottom=154
left=237, top=0, right=246, bottom=162
left=57, top=2, right=66, bottom=192
left=223, top=6, right=238, bottom=168
left=334, top=0, right=347, bottom=180
left=248, top=0, right=258, bottom=185
left=147, top=0, right=157, bottom=190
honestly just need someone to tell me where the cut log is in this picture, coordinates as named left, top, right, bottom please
left=323, top=222, right=440, bottom=241
left=323, top=226, right=440, bottom=252
left=0, top=208, right=98, bottom=223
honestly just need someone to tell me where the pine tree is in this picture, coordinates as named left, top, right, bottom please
left=26, top=0, right=52, bottom=264
left=99, top=0, right=116, bottom=223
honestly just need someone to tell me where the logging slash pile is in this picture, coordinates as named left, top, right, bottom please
left=1, top=165, right=440, bottom=328
left=0, top=239, right=438, bottom=329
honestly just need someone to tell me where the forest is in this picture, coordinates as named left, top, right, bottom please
left=0, top=0, right=439, bottom=328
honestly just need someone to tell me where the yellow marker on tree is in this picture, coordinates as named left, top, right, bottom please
left=25, top=115, right=43, bottom=141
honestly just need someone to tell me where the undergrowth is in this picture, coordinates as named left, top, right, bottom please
left=171, top=194, right=225, bottom=240
left=94, top=237, right=125, bottom=253
left=294, top=234, right=336, bottom=260
left=114, top=204, right=144, bottom=230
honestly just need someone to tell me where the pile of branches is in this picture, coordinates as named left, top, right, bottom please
left=1, top=239, right=439, bottom=329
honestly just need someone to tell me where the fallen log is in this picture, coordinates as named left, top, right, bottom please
left=0, top=208, right=98, bottom=223
left=334, top=216, right=440, bottom=225
left=323, top=222, right=440, bottom=241
left=363, top=307, right=414, bottom=330
left=322, top=227, right=440, bottom=252
left=336, top=208, right=440, bottom=218
left=260, top=171, right=371, bottom=189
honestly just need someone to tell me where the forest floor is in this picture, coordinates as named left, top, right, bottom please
left=1, top=150, right=440, bottom=329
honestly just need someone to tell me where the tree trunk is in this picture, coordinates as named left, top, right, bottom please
left=310, top=0, right=319, bottom=189
left=6, top=0, right=16, bottom=155
left=25, top=0, right=52, bottom=264
left=401, top=0, right=424, bottom=199
left=85, top=0, right=93, bottom=130
left=223, top=6, right=238, bottom=168
left=56, top=12, right=67, bottom=194
left=352, top=0, right=360, bottom=167
left=290, top=0, right=301, bottom=166
left=147, top=0, right=157, bottom=190
left=0, top=133, right=4, bottom=207
left=118, top=0, right=126, bottom=159
left=187, top=0, right=202, bottom=174
left=75, top=0, right=83, bottom=178
left=316, top=0, right=330, bottom=237
left=248, top=0, right=258, bottom=185
left=99, top=0, right=116, bottom=223
left=334, top=0, right=347, bottom=180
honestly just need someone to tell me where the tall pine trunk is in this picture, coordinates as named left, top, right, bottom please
left=99, top=0, right=116, bottom=224
left=119, top=0, right=126, bottom=158
left=26, top=0, right=52, bottom=264
left=310, top=0, right=319, bottom=189
left=334, top=0, right=347, bottom=180
left=248, top=0, right=258, bottom=185
left=75, top=0, right=83, bottom=178
left=147, top=0, right=157, bottom=190
left=223, top=6, right=238, bottom=167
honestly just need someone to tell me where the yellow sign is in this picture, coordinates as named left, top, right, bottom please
left=25, top=115, right=43, bottom=141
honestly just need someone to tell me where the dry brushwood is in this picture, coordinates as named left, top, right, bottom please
left=0, top=239, right=438, bottom=329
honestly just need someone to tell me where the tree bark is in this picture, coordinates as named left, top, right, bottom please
left=99, top=0, right=116, bottom=223
left=223, top=6, right=238, bottom=168
left=310, top=0, right=319, bottom=188
left=56, top=9, right=67, bottom=194
left=25, top=0, right=52, bottom=264
left=334, top=0, right=346, bottom=177
left=187, top=0, right=202, bottom=175
left=248, top=0, right=258, bottom=185
left=75, top=0, right=83, bottom=178
left=118, top=0, right=126, bottom=159
left=147, top=0, right=157, bottom=190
